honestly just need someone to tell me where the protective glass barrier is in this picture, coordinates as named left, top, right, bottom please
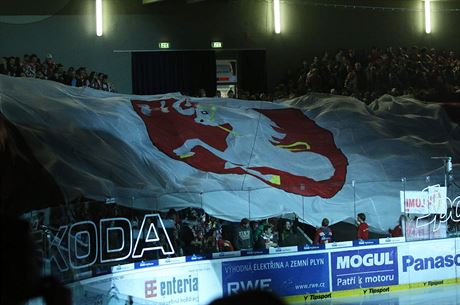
left=400, top=175, right=460, bottom=241
left=20, top=174, right=460, bottom=284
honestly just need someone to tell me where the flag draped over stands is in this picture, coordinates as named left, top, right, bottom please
left=1, top=75, right=459, bottom=232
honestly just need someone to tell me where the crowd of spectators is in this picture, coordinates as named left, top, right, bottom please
left=29, top=202, right=315, bottom=268
left=272, top=46, right=460, bottom=103
left=224, top=46, right=460, bottom=103
left=2, top=47, right=460, bottom=103
left=32, top=201, right=390, bottom=266
left=231, top=89, right=273, bottom=102
left=26, top=200, right=435, bottom=285
left=0, top=53, right=115, bottom=92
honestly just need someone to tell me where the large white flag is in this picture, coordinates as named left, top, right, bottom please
left=1, top=75, right=459, bottom=232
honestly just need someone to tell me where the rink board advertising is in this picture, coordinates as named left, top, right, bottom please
left=73, top=238, right=460, bottom=305
left=221, top=253, right=330, bottom=296
left=80, top=261, right=222, bottom=305
left=331, top=247, right=399, bottom=291
left=399, top=239, right=458, bottom=284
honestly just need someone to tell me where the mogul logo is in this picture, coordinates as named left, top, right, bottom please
left=332, top=248, right=398, bottom=291
left=336, top=252, right=394, bottom=269
left=145, top=275, right=199, bottom=298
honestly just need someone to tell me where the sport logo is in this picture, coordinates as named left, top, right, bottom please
left=132, top=98, right=348, bottom=198
left=145, top=276, right=199, bottom=298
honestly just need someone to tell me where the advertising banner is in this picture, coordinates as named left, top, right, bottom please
left=81, top=261, right=222, bottom=305
left=405, top=216, right=447, bottom=241
left=400, top=186, right=447, bottom=215
left=401, top=191, right=428, bottom=214
left=427, top=185, right=447, bottom=214
left=72, top=238, right=460, bottom=305
left=398, top=239, right=457, bottom=285
left=221, top=253, right=330, bottom=296
left=456, top=238, right=460, bottom=280
left=331, top=247, right=398, bottom=291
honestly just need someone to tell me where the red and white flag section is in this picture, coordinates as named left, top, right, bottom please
left=1, top=75, right=458, bottom=232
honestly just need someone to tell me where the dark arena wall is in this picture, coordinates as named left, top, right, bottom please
left=1, top=0, right=460, bottom=94
left=2, top=3, right=460, bottom=304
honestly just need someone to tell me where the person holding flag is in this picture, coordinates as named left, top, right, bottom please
left=357, top=213, right=369, bottom=240
left=314, top=218, right=333, bottom=244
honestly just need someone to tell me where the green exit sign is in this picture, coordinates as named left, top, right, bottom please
left=211, top=41, right=223, bottom=48
left=159, top=42, right=170, bottom=49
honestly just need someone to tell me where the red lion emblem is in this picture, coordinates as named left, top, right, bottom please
left=132, top=98, right=348, bottom=198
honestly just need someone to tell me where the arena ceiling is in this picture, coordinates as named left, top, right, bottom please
left=0, top=0, right=454, bottom=16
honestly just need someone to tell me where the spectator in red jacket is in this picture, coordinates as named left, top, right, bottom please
left=314, top=218, right=333, bottom=244
left=389, top=215, right=404, bottom=237
left=357, top=213, right=369, bottom=240
left=389, top=224, right=402, bottom=237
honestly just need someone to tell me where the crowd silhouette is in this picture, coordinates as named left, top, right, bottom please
left=1, top=53, right=115, bottom=92
left=273, top=46, right=460, bottom=103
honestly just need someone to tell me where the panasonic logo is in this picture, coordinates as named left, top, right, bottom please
left=337, top=253, right=393, bottom=269
left=402, top=254, right=460, bottom=272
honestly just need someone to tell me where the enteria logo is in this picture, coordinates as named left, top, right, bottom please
left=145, top=276, right=199, bottom=298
